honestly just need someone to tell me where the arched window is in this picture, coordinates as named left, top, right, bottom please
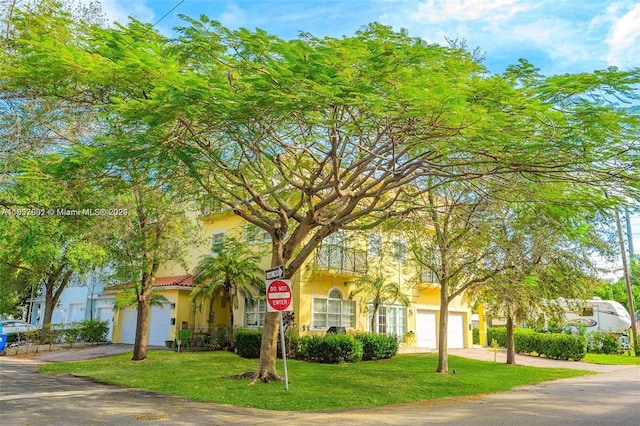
left=312, top=288, right=355, bottom=329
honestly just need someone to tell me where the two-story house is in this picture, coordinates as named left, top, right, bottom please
left=110, top=209, right=476, bottom=349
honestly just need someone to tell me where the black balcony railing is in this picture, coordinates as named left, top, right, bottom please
left=315, top=244, right=367, bottom=274
left=420, top=268, right=439, bottom=284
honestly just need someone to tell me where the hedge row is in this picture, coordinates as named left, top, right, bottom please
left=5, top=320, right=109, bottom=347
left=235, top=329, right=398, bottom=363
left=487, top=327, right=586, bottom=361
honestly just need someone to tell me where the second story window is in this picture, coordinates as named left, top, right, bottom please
left=368, top=233, right=382, bottom=258
left=210, top=231, right=225, bottom=255
left=392, top=237, right=407, bottom=262
left=245, top=224, right=272, bottom=244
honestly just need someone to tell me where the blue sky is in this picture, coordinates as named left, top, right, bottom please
left=91, top=0, right=640, bottom=75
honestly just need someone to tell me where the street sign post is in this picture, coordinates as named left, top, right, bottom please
left=265, top=265, right=284, bottom=280
left=266, top=279, right=292, bottom=312
left=265, top=275, right=292, bottom=391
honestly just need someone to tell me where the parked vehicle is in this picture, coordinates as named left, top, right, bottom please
left=561, top=298, right=632, bottom=334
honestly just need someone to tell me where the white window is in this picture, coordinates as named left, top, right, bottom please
left=368, top=233, right=382, bottom=258
left=245, top=224, right=272, bottom=244
left=210, top=231, right=225, bottom=254
left=392, top=237, right=407, bottom=262
left=369, top=304, right=407, bottom=337
left=312, top=289, right=355, bottom=329
left=245, top=298, right=267, bottom=327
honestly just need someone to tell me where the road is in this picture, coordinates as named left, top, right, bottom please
left=0, top=346, right=638, bottom=425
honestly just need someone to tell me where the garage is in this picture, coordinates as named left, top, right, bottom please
left=118, top=303, right=173, bottom=346
left=447, top=313, right=465, bottom=349
left=416, top=310, right=437, bottom=348
left=415, top=310, right=465, bottom=349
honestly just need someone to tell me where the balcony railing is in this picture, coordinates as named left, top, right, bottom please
left=420, top=268, right=439, bottom=285
left=315, top=244, right=368, bottom=275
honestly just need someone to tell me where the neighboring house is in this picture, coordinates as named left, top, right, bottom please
left=27, top=269, right=116, bottom=341
left=109, top=210, right=479, bottom=349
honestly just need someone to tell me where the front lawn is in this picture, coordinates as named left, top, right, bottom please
left=582, top=353, right=640, bottom=365
left=39, top=351, right=594, bottom=411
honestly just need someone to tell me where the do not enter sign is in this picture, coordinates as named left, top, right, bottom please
left=266, top=279, right=293, bottom=312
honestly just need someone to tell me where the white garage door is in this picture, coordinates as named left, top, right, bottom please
left=416, top=310, right=437, bottom=348
left=119, top=304, right=172, bottom=346
left=447, top=313, right=464, bottom=349
left=97, top=307, right=114, bottom=341
left=119, top=308, right=137, bottom=344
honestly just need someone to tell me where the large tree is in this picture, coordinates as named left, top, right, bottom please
left=0, top=156, right=106, bottom=334
left=477, top=203, right=605, bottom=365
left=3, top=5, right=639, bottom=383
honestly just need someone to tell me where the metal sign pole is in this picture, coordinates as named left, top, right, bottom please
left=279, top=311, right=289, bottom=391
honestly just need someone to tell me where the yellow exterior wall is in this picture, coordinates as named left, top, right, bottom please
left=117, top=209, right=476, bottom=349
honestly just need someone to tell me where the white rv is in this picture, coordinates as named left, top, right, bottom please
left=562, top=298, right=632, bottom=334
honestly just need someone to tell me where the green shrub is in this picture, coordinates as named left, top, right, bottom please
left=354, top=333, right=398, bottom=360
left=209, top=326, right=230, bottom=350
left=298, top=334, right=363, bottom=363
left=488, top=327, right=586, bottom=360
left=472, top=327, right=480, bottom=345
left=235, top=328, right=263, bottom=358
left=487, top=328, right=506, bottom=347
left=587, top=331, right=622, bottom=355
left=78, top=320, right=109, bottom=344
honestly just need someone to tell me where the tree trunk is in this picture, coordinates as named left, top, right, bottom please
left=506, top=307, right=516, bottom=365
left=228, top=291, right=235, bottom=351
left=371, top=305, right=378, bottom=333
left=132, top=270, right=156, bottom=361
left=41, top=267, right=72, bottom=343
left=251, top=311, right=281, bottom=383
left=252, top=246, right=286, bottom=384
left=436, top=287, right=449, bottom=374
left=132, top=297, right=150, bottom=360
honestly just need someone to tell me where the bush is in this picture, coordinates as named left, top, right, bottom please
left=235, top=329, right=263, bottom=358
left=472, top=327, right=480, bottom=345
left=487, top=328, right=506, bottom=347
left=209, top=326, right=230, bottom=350
left=353, top=333, right=398, bottom=360
left=487, top=327, right=586, bottom=361
left=78, top=320, right=109, bottom=344
left=298, top=334, right=363, bottom=363
left=587, top=331, right=622, bottom=355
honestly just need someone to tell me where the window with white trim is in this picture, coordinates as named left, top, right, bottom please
left=368, top=304, right=407, bottom=337
left=312, top=289, right=355, bottom=329
left=368, top=233, right=382, bottom=258
left=392, top=237, right=407, bottom=262
left=245, top=224, right=272, bottom=244
left=245, top=298, right=267, bottom=327
left=210, top=231, right=225, bottom=254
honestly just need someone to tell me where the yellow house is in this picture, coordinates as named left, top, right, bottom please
left=111, top=210, right=479, bottom=349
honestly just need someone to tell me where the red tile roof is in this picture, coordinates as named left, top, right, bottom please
left=154, top=275, right=194, bottom=287
left=104, top=274, right=195, bottom=291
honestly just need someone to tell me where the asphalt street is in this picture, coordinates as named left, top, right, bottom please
left=0, top=345, right=638, bottom=425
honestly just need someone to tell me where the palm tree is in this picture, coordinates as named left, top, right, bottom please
left=350, top=269, right=410, bottom=333
left=191, top=237, right=263, bottom=350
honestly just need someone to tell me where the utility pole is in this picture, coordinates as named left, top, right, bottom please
left=615, top=210, right=638, bottom=354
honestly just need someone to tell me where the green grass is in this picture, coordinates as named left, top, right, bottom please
left=582, top=353, right=640, bottom=365
left=39, top=351, right=595, bottom=411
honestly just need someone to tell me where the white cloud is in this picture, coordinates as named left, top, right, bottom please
left=605, top=3, right=640, bottom=68
left=218, top=3, right=248, bottom=28
left=414, top=0, right=534, bottom=24
left=78, top=0, right=155, bottom=26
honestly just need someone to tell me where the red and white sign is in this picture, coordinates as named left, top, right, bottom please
left=266, top=279, right=293, bottom=312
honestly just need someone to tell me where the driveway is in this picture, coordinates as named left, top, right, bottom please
left=1, top=346, right=638, bottom=425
